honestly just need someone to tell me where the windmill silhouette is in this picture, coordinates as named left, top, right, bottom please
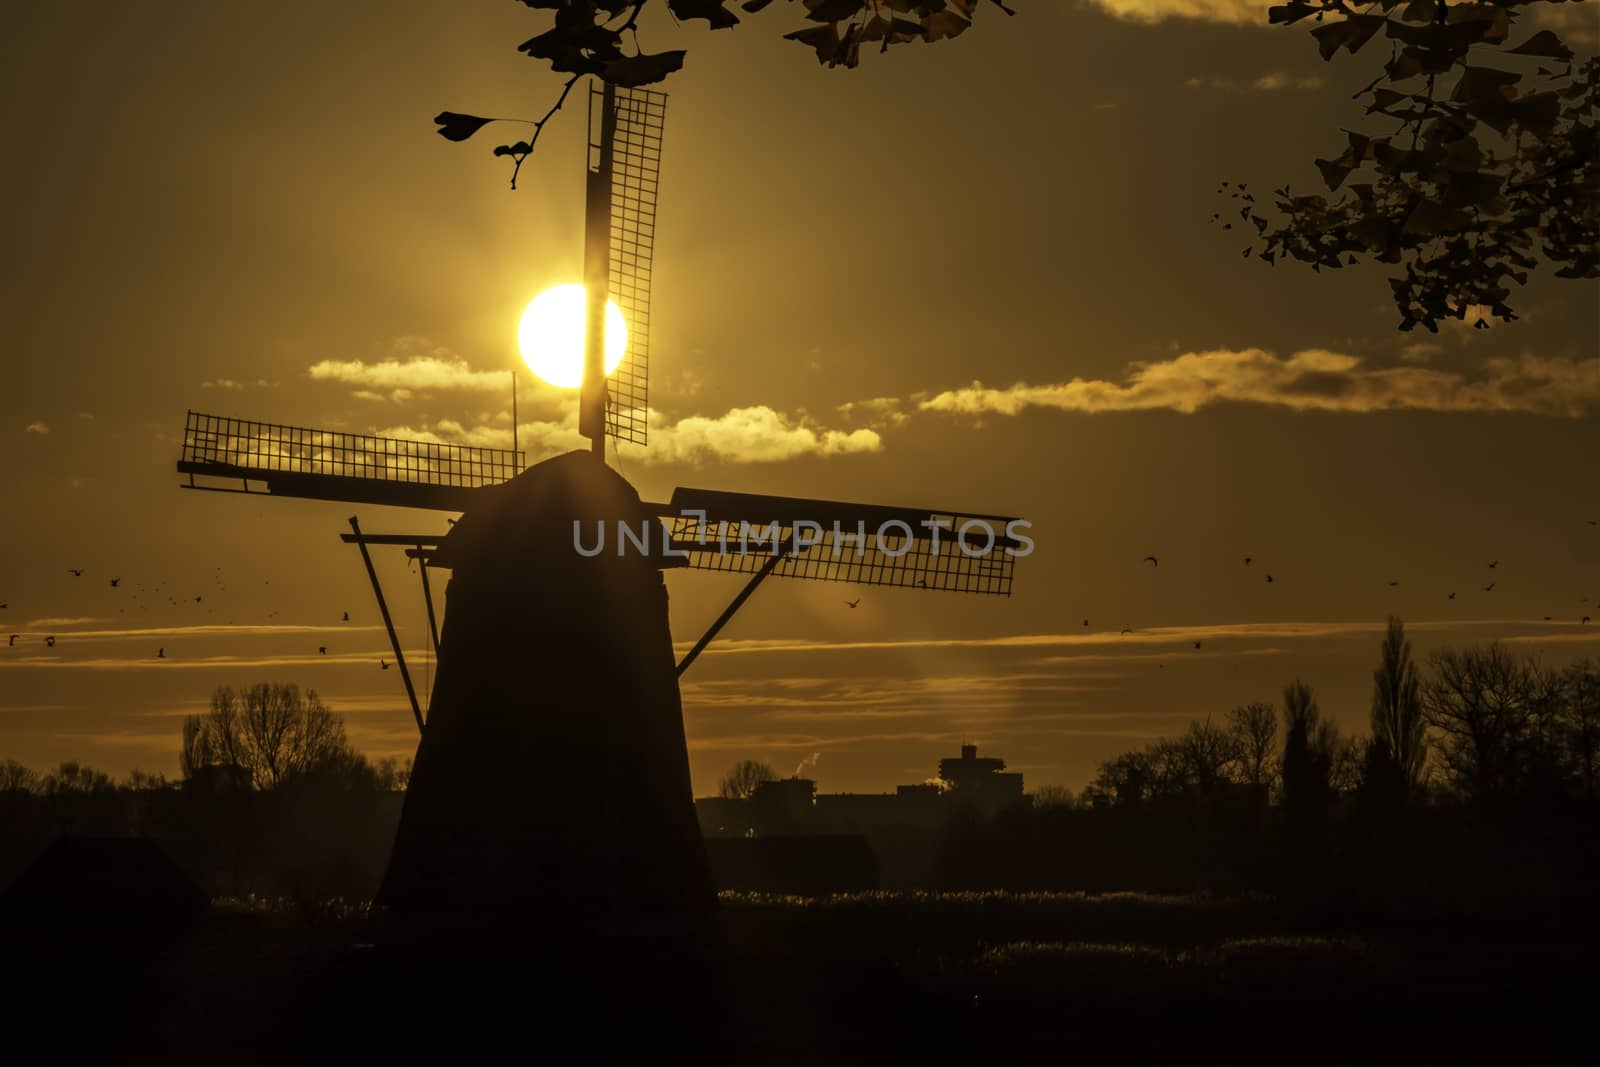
left=175, top=81, right=1027, bottom=938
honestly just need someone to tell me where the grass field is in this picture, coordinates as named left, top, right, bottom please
left=3, top=890, right=1591, bottom=1064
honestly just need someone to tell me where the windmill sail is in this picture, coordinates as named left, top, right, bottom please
left=176, top=410, right=521, bottom=511
left=591, top=82, right=665, bottom=448
left=658, top=487, right=1024, bottom=596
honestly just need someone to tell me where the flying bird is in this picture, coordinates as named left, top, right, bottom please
left=7, top=635, right=16, bottom=646
left=1243, top=557, right=1252, bottom=566
left=110, top=578, right=120, bottom=588
left=380, top=659, right=391, bottom=670
left=1082, top=619, right=1089, bottom=628
left=1265, top=575, right=1274, bottom=584
left=1388, top=580, right=1400, bottom=587
left=845, top=599, right=861, bottom=609
left=1193, top=641, right=1202, bottom=649
left=1583, top=616, right=1592, bottom=625
left=194, top=596, right=203, bottom=603
left=67, top=569, right=83, bottom=577
left=1142, top=556, right=1158, bottom=567
left=45, top=636, right=56, bottom=647
left=342, top=611, right=350, bottom=622
left=157, top=648, right=165, bottom=659
left=1586, top=519, right=1598, bottom=526
left=1120, top=625, right=1133, bottom=634
left=318, top=647, right=328, bottom=655
left=1487, top=560, right=1499, bottom=569
left=1483, top=583, right=1495, bottom=593
left=1448, top=592, right=1456, bottom=599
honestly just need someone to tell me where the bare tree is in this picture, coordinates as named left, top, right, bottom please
left=718, top=759, right=777, bottom=800
left=1031, top=785, right=1075, bottom=810
left=1175, top=717, right=1242, bottom=797
left=0, top=758, right=38, bottom=793
left=1228, top=702, right=1279, bottom=793
left=374, top=757, right=413, bottom=792
left=1559, top=660, right=1600, bottom=802
left=1421, top=644, right=1542, bottom=805
left=181, top=683, right=354, bottom=791
left=1370, top=616, right=1428, bottom=802
left=40, top=761, right=113, bottom=794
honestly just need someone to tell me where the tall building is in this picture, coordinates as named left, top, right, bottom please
left=938, top=744, right=1025, bottom=817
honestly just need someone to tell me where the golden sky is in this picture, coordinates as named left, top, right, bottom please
left=3, top=2, right=1597, bottom=792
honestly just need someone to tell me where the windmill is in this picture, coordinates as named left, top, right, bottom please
left=175, top=80, right=1029, bottom=937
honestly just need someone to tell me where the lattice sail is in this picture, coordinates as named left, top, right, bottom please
left=657, top=488, right=1025, bottom=596
left=176, top=411, right=522, bottom=511
left=592, top=82, right=666, bottom=447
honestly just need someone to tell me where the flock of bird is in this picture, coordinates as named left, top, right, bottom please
left=5, top=520, right=1597, bottom=663
left=0, top=566, right=395, bottom=668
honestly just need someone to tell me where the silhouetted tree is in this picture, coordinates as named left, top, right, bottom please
left=181, top=683, right=356, bottom=791
left=1175, top=717, right=1242, bottom=799
left=1031, top=785, right=1075, bottom=810
left=40, top=761, right=114, bottom=794
left=1421, top=644, right=1542, bottom=807
left=1227, top=702, right=1279, bottom=795
left=434, top=1, right=1016, bottom=187
left=1369, top=616, right=1428, bottom=805
left=1235, top=0, right=1596, bottom=331
left=1558, top=659, right=1600, bottom=801
left=0, top=758, right=37, bottom=793
left=719, top=759, right=777, bottom=800
left=373, top=757, right=413, bottom=792
left=1280, top=680, right=1338, bottom=840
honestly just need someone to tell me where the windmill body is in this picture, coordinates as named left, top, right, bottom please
left=377, top=451, right=710, bottom=935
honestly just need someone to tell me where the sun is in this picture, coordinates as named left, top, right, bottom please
left=517, top=284, right=628, bottom=389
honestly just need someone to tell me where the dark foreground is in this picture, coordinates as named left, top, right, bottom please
left=3, top=891, right=1592, bottom=1065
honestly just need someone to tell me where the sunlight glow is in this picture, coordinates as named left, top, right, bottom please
left=517, top=284, right=627, bottom=389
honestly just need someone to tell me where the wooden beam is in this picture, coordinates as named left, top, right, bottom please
left=348, top=516, right=425, bottom=733
left=675, top=544, right=790, bottom=678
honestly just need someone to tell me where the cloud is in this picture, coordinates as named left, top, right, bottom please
left=308, top=344, right=511, bottom=393
left=1185, top=71, right=1326, bottom=92
left=25, top=421, right=48, bottom=435
left=917, top=349, right=1600, bottom=418
left=1084, top=0, right=1265, bottom=25
left=379, top=405, right=882, bottom=465
left=837, top=396, right=910, bottom=428
left=201, top=379, right=244, bottom=391
left=645, top=406, right=882, bottom=464
left=677, top=619, right=1588, bottom=659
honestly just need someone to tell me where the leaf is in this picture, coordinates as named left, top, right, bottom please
left=669, top=0, right=741, bottom=28
left=1315, top=158, right=1354, bottom=190
left=784, top=23, right=841, bottom=64
left=1268, top=1, right=1317, bottom=24
left=922, top=10, right=972, bottom=41
left=493, top=141, right=533, bottom=157
left=1311, top=15, right=1387, bottom=61
left=1504, top=29, right=1574, bottom=63
left=603, top=50, right=688, bottom=87
left=741, top=0, right=776, bottom=10
left=434, top=112, right=496, bottom=142
left=805, top=0, right=865, bottom=20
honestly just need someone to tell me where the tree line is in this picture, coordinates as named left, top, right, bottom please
left=936, top=620, right=1598, bottom=913
left=0, top=684, right=409, bottom=900
left=1075, top=619, right=1598, bottom=817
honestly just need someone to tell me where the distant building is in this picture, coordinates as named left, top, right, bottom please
left=693, top=745, right=1027, bottom=890
left=938, top=744, right=1026, bottom=818
left=750, top=777, right=816, bottom=832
